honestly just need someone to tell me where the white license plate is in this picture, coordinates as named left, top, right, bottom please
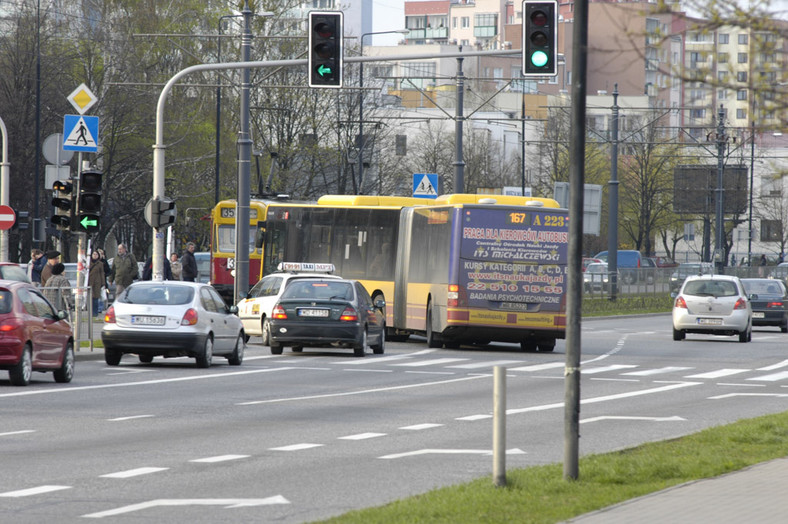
left=697, top=318, right=723, bottom=326
left=298, top=308, right=329, bottom=317
left=752, top=312, right=765, bottom=319
left=132, top=315, right=166, bottom=325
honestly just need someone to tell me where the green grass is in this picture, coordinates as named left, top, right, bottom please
left=582, top=293, right=673, bottom=317
left=316, top=412, right=788, bottom=523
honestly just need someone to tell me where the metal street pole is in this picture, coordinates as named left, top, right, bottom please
left=607, top=85, right=619, bottom=300
left=454, top=52, right=466, bottom=194
left=0, top=117, right=9, bottom=262
left=748, top=120, right=755, bottom=265
left=215, top=14, right=243, bottom=206
left=357, top=29, right=407, bottom=195
left=715, top=105, right=726, bottom=273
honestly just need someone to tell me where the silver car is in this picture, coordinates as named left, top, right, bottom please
left=101, top=281, right=245, bottom=367
left=672, top=274, right=752, bottom=343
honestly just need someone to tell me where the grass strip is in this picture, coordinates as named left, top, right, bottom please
left=317, top=411, right=788, bottom=524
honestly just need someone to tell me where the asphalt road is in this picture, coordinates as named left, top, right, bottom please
left=2, top=314, right=788, bottom=522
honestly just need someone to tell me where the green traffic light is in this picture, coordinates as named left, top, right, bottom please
left=530, top=50, right=549, bottom=68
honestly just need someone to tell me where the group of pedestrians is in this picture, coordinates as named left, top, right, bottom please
left=28, top=242, right=200, bottom=315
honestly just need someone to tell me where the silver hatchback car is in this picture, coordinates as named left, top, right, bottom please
left=672, top=274, right=752, bottom=343
left=102, top=281, right=245, bottom=367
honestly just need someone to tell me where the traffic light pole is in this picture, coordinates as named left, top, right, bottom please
left=0, top=117, right=9, bottom=262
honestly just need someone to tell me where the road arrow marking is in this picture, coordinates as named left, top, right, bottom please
left=580, top=415, right=686, bottom=424
left=379, top=448, right=526, bottom=460
left=82, top=496, right=290, bottom=518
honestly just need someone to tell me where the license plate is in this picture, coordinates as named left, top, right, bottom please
left=752, top=312, right=765, bottom=319
left=132, top=315, right=166, bottom=325
left=298, top=308, right=329, bottom=317
left=697, top=318, right=723, bottom=326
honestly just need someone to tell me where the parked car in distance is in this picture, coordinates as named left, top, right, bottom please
left=0, top=262, right=31, bottom=283
left=768, top=262, right=788, bottom=282
left=672, top=274, right=751, bottom=343
left=582, top=257, right=602, bottom=272
left=194, top=252, right=210, bottom=283
left=740, top=278, right=788, bottom=333
left=102, top=281, right=245, bottom=367
left=670, top=262, right=714, bottom=292
left=0, top=280, right=74, bottom=386
left=237, top=262, right=341, bottom=345
left=654, top=256, right=678, bottom=268
left=593, top=250, right=642, bottom=284
left=583, top=263, right=616, bottom=293
left=269, top=277, right=385, bottom=357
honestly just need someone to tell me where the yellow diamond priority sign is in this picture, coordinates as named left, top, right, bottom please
left=67, top=83, right=97, bottom=115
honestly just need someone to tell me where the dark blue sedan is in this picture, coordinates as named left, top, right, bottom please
left=741, top=278, right=788, bottom=333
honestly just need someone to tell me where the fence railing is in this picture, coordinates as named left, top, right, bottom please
left=40, top=285, right=96, bottom=352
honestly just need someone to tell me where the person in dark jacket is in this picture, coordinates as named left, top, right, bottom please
left=142, top=255, right=173, bottom=281
left=29, top=249, right=47, bottom=285
left=40, top=250, right=61, bottom=286
left=180, top=242, right=198, bottom=282
left=88, top=250, right=106, bottom=315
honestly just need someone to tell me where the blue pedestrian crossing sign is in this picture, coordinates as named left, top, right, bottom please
left=63, top=114, right=99, bottom=152
left=412, top=173, right=439, bottom=199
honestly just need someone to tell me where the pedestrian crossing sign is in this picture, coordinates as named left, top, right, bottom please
left=63, top=114, right=99, bottom=152
left=412, top=173, right=439, bottom=199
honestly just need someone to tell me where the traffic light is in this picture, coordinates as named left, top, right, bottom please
left=308, top=11, right=343, bottom=88
left=144, top=197, right=177, bottom=229
left=522, top=1, right=557, bottom=77
left=76, top=169, right=102, bottom=233
left=50, top=179, right=74, bottom=231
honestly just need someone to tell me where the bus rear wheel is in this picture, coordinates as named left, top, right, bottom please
left=426, top=301, right=442, bottom=348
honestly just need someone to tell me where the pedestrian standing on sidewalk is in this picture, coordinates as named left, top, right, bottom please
left=43, top=263, right=72, bottom=312
left=88, top=250, right=105, bottom=316
left=109, top=243, right=138, bottom=296
left=181, top=242, right=198, bottom=282
left=40, top=250, right=61, bottom=285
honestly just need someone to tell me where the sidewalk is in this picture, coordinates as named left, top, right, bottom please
left=565, top=457, right=788, bottom=523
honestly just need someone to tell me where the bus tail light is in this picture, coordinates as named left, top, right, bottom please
left=272, top=304, right=288, bottom=320
left=340, top=307, right=358, bottom=322
left=448, top=284, right=459, bottom=307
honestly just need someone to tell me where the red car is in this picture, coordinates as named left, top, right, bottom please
left=0, top=280, right=74, bottom=386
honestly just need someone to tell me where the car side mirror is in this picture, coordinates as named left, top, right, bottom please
left=374, top=299, right=386, bottom=310
left=227, top=305, right=239, bottom=314
left=670, top=292, right=677, bottom=299
left=749, top=294, right=758, bottom=300
left=57, top=310, right=68, bottom=320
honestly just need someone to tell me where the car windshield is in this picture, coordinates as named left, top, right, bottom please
left=0, top=265, right=30, bottom=282
left=120, top=285, right=194, bottom=305
left=588, top=265, right=607, bottom=274
left=683, top=280, right=738, bottom=298
left=742, top=280, right=785, bottom=296
left=281, top=281, right=353, bottom=301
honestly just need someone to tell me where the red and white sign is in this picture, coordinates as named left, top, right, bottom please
left=0, top=205, right=15, bottom=231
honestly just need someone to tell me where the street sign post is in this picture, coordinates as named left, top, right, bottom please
left=0, top=204, right=16, bottom=231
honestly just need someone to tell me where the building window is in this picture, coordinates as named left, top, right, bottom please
left=736, top=108, right=747, bottom=119
left=718, top=89, right=728, bottom=100
left=719, top=33, right=729, bottom=44
left=738, top=34, right=748, bottom=45
left=452, top=17, right=457, bottom=29
left=738, top=53, right=748, bottom=63
left=717, top=52, right=728, bottom=63
left=737, top=71, right=747, bottom=82
left=717, top=71, right=728, bottom=82
left=690, top=109, right=705, bottom=119
left=737, top=89, right=747, bottom=100
left=461, top=17, right=470, bottom=28
left=761, top=220, right=782, bottom=242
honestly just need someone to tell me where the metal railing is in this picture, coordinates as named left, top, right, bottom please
left=40, top=285, right=96, bottom=352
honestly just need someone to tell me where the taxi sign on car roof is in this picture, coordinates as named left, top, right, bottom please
left=277, top=262, right=335, bottom=273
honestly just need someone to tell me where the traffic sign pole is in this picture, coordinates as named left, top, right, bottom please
left=0, top=117, right=9, bottom=262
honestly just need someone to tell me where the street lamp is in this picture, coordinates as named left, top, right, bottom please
left=216, top=14, right=244, bottom=206
left=357, top=29, right=408, bottom=194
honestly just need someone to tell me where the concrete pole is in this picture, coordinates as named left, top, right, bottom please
left=607, top=85, right=619, bottom=299
left=0, top=117, right=9, bottom=262
left=492, top=366, right=506, bottom=487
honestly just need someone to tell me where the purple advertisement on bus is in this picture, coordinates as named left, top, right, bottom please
left=458, top=207, right=568, bottom=312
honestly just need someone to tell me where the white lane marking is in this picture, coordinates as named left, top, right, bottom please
left=710, top=392, right=788, bottom=399
left=456, top=414, right=492, bottom=421
left=758, top=359, right=788, bottom=371
left=506, top=381, right=701, bottom=415
left=580, top=415, right=686, bottom=424
left=108, top=415, right=154, bottom=422
left=237, top=374, right=489, bottom=405
left=685, top=369, right=750, bottom=379
left=623, top=367, right=693, bottom=376
left=0, top=485, right=71, bottom=497
left=749, top=370, right=788, bottom=382
left=509, top=362, right=564, bottom=372
left=404, top=371, right=455, bottom=375
left=100, top=467, right=169, bottom=479
left=392, top=358, right=469, bottom=367
left=446, top=360, right=524, bottom=369
left=190, top=455, right=250, bottom=463
left=582, top=365, right=639, bottom=374
left=269, top=443, right=323, bottom=451
left=337, top=355, right=414, bottom=365
left=0, top=430, right=35, bottom=437
left=338, top=432, right=387, bottom=440
left=379, top=448, right=526, bottom=459
left=82, top=496, right=290, bottom=518
left=400, top=423, right=443, bottom=430
left=0, top=367, right=296, bottom=399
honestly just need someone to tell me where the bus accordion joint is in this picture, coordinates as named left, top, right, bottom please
left=277, top=262, right=336, bottom=273
left=448, top=284, right=459, bottom=307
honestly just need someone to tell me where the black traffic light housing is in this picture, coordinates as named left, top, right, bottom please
left=522, top=1, right=557, bottom=77
left=51, top=179, right=74, bottom=231
left=144, top=197, right=177, bottom=229
left=308, top=11, right=343, bottom=88
left=77, top=169, right=102, bottom=233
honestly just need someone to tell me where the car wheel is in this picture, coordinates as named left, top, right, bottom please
left=426, top=301, right=441, bottom=348
left=782, top=320, right=788, bottom=334
left=9, top=345, right=33, bottom=386
left=292, top=346, right=303, bottom=353
left=739, top=327, right=749, bottom=343
left=138, top=354, right=154, bottom=364
left=196, top=336, right=213, bottom=368
left=520, top=341, right=538, bottom=352
left=371, top=325, right=385, bottom=355
left=53, top=343, right=75, bottom=383
left=261, top=317, right=271, bottom=346
left=105, top=348, right=122, bottom=366
left=538, top=340, right=555, bottom=352
left=270, top=342, right=283, bottom=355
left=227, top=334, right=245, bottom=366
left=354, top=329, right=368, bottom=357
left=672, top=328, right=685, bottom=341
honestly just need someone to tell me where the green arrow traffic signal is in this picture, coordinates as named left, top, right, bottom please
left=317, top=64, right=332, bottom=77
left=80, top=216, right=98, bottom=229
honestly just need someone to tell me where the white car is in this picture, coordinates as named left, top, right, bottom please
left=237, top=263, right=341, bottom=345
left=672, top=274, right=752, bottom=343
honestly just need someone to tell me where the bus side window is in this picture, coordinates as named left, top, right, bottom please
left=255, top=223, right=266, bottom=249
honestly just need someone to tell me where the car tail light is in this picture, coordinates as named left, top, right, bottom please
left=734, top=298, right=748, bottom=310
left=272, top=304, right=287, bottom=320
left=448, top=284, right=459, bottom=307
left=767, top=301, right=784, bottom=308
left=181, top=308, right=199, bottom=326
left=674, top=296, right=687, bottom=309
left=104, top=306, right=116, bottom=324
left=340, top=306, right=358, bottom=322
left=0, top=317, right=23, bottom=332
